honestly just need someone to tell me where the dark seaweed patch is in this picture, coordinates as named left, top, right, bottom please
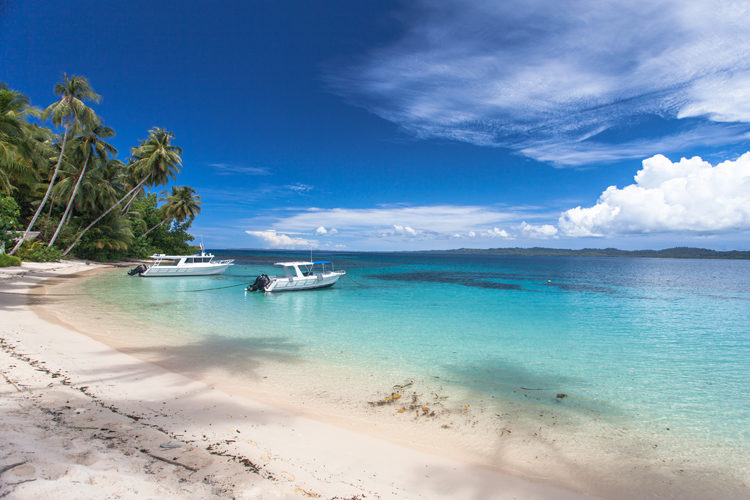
left=545, top=282, right=619, bottom=294
left=367, top=271, right=523, bottom=291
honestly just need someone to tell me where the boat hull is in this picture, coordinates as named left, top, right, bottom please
left=140, top=263, right=232, bottom=277
left=265, top=272, right=344, bottom=292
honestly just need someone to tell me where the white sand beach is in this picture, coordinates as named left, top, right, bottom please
left=2, top=261, right=748, bottom=500
left=0, top=261, right=591, bottom=499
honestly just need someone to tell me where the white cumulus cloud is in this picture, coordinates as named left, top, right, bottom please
left=245, top=230, right=318, bottom=248
left=558, top=152, right=750, bottom=236
left=519, top=222, right=558, bottom=239
left=315, top=226, right=338, bottom=236
left=477, top=227, right=511, bottom=239
left=393, top=224, right=418, bottom=236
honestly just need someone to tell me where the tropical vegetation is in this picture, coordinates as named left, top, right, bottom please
left=0, top=76, right=201, bottom=262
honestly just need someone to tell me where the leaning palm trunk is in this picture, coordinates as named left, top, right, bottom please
left=10, top=125, right=70, bottom=254
left=142, top=217, right=171, bottom=237
left=62, top=174, right=149, bottom=256
left=120, top=186, right=142, bottom=215
left=48, top=149, right=91, bottom=247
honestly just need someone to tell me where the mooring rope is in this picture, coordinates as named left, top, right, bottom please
left=342, top=273, right=367, bottom=287
left=180, top=282, right=250, bottom=293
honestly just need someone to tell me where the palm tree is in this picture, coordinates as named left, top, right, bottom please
left=120, top=127, right=183, bottom=214
left=48, top=123, right=116, bottom=247
left=142, top=186, right=201, bottom=237
left=62, top=127, right=182, bottom=256
left=86, top=158, right=124, bottom=214
left=0, top=84, right=40, bottom=194
left=10, top=74, right=100, bottom=254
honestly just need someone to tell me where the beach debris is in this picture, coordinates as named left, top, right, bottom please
left=392, top=380, right=413, bottom=392
left=160, top=442, right=181, bottom=449
left=0, top=461, right=27, bottom=475
left=0, top=370, right=22, bottom=392
left=397, top=409, right=404, bottom=413
left=464, top=404, right=470, bottom=409
left=294, top=486, right=321, bottom=498
left=139, top=448, right=198, bottom=472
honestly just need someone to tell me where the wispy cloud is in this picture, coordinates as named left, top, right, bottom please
left=284, top=183, right=313, bottom=193
left=521, top=124, right=750, bottom=166
left=199, top=182, right=315, bottom=207
left=243, top=204, right=559, bottom=249
left=270, top=205, right=517, bottom=235
left=208, top=163, right=271, bottom=176
left=328, top=0, right=750, bottom=165
left=245, top=230, right=318, bottom=248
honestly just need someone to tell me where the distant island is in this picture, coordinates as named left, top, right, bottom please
left=433, top=246, right=750, bottom=260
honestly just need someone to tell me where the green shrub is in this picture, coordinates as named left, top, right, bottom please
left=16, top=241, right=62, bottom=262
left=0, top=195, right=20, bottom=251
left=0, top=253, right=21, bottom=267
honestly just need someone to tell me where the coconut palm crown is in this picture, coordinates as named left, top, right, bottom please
left=142, top=186, right=201, bottom=237
left=0, top=84, right=42, bottom=194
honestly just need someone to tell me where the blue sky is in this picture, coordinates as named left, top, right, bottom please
left=2, top=0, right=750, bottom=250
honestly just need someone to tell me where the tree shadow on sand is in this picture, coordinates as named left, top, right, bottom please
left=110, top=334, right=305, bottom=382
left=0, top=271, right=95, bottom=311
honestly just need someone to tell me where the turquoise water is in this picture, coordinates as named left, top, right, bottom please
left=83, top=251, right=750, bottom=454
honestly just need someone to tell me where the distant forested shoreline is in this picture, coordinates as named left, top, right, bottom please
left=431, top=247, right=750, bottom=260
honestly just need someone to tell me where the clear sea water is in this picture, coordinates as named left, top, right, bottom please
left=81, top=250, right=750, bottom=459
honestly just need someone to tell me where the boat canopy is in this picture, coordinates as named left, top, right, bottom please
left=273, top=261, right=333, bottom=266
left=151, top=253, right=214, bottom=260
left=274, top=261, right=314, bottom=267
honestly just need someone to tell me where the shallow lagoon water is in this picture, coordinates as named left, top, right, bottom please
left=81, top=251, right=750, bottom=461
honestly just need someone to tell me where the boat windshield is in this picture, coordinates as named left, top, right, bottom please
left=185, top=256, right=213, bottom=264
left=275, top=260, right=336, bottom=278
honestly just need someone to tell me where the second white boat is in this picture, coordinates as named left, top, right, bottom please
left=247, top=261, right=345, bottom=292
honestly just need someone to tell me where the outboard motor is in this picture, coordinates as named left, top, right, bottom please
left=128, top=264, right=148, bottom=276
left=247, top=274, right=271, bottom=292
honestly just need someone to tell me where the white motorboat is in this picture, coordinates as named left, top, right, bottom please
left=247, top=261, right=345, bottom=292
left=128, top=251, right=234, bottom=277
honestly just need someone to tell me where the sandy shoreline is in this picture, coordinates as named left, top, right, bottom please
left=1, top=261, right=593, bottom=499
